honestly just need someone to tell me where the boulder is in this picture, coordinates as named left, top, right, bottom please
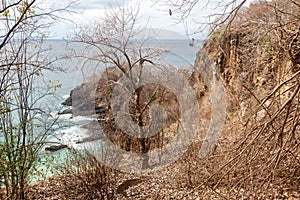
left=45, top=144, right=68, bottom=152
left=58, top=108, right=72, bottom=115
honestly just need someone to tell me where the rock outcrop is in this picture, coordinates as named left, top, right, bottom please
left=45, top=145, right=68, bottom=152
left=61, top=67, right=121, bottom=117
left=62, top=65, right=207, bottom=153
left=58, top=108, right=72, bottom=115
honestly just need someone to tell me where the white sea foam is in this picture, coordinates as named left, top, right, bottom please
left=50, top=112, right=58, bottom=118
left=69, top=115, right=96, bottom=122
left=52, top=126, right=84, bottom=142
left=56, top=113, right=72, bottom=120
left=62, top=94, right=70, bottom=99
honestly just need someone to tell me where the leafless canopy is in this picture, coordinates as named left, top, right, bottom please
left=72, top=5, right=165, bottom=75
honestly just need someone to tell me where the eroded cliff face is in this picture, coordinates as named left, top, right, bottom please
left=198, top=24, right=300, bottom=120
left=190, top=1, right=300, bottom=193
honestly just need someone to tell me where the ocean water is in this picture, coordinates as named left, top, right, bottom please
left=32, top=39, right=198, bottom=181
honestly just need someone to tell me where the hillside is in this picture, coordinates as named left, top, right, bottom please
left=27, top=0, right=299, bottom=199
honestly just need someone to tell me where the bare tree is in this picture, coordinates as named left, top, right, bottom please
left=0, top=1, right=72, bottom=199
left=72, top=5, right=170, bottom=169
left=73, top=5, right=163, bottom=73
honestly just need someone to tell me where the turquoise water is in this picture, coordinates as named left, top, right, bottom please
left=30, top=39, right=198, bottom=181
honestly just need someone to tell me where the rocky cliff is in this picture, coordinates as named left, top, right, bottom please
left=192, top=0, right=300, bottom=194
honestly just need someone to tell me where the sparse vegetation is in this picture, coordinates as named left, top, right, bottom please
left=0, top=1, right=71, bottom=199
left=1, top=0, right=299, bottom=199
left=58, top=151, right=117, bottom=200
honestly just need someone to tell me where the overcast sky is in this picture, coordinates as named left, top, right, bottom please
left=47, top=0, right=252, bottom=39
